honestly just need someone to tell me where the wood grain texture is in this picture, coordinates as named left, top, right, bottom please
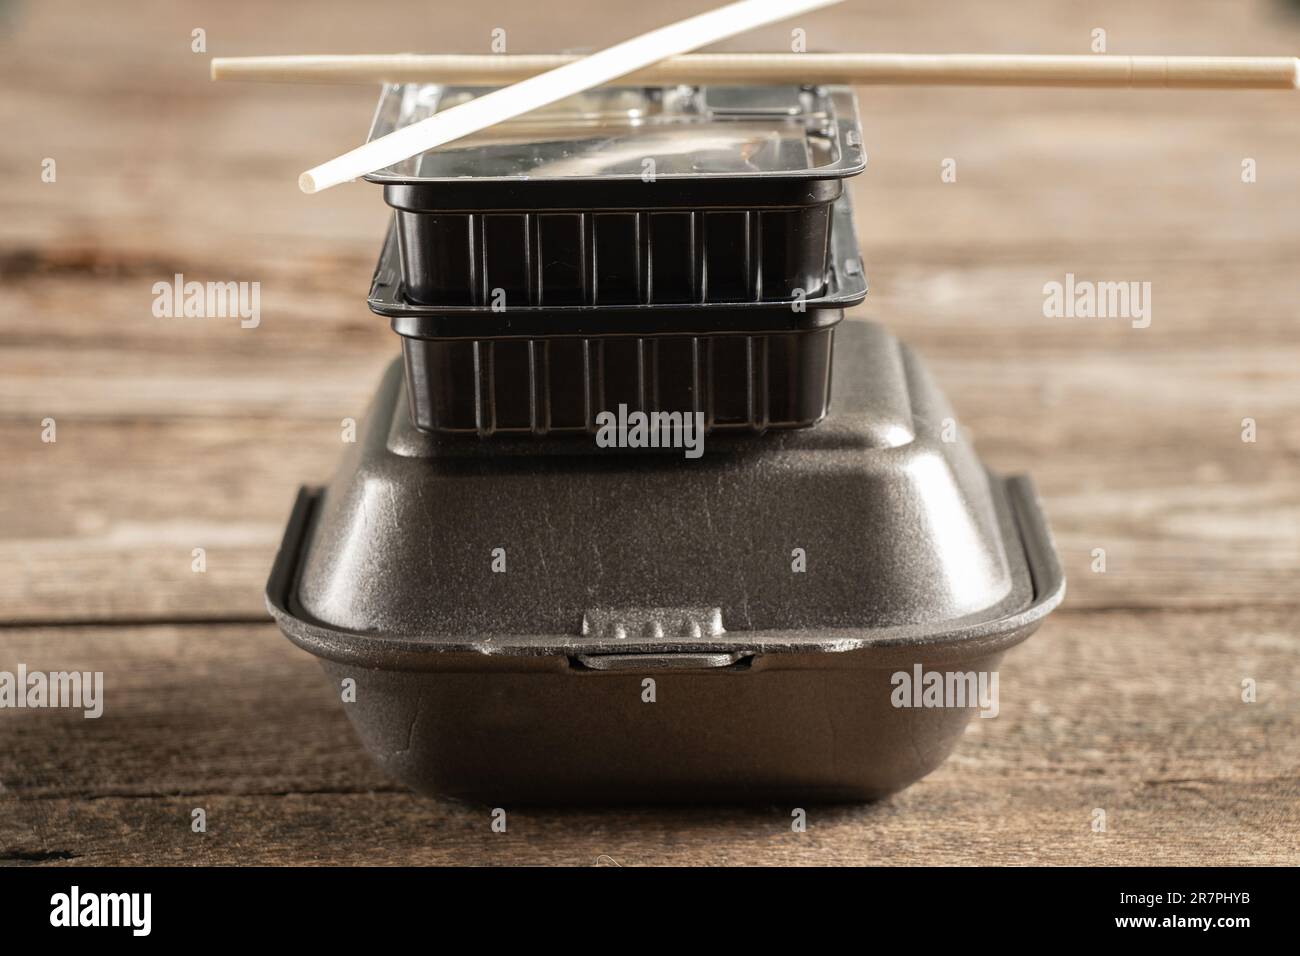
left=1, top=609, right=1295, bottom=865
left=1, top=0, right=1297, bottom=865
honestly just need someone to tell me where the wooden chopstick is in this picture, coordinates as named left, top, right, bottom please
left=213, top=52, right=1300, bottom=90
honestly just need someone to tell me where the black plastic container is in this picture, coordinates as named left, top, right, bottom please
left=398, top=326, right=838, bottom=437
left=369, top=190, right=865, bottom=436
left=266, top=321, right=1066, bottom=804
left=363, top=84, right=866, bottom=307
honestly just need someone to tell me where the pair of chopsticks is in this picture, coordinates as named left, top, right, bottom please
left=207, top=0, right=1299, bottom=194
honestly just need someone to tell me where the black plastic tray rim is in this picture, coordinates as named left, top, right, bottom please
left=368, top=190, right=867, bottom=337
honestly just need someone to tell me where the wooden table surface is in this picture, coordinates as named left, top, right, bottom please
left=2, top=0, right=1297, bottom=865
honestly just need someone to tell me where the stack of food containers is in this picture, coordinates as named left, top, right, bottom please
left=364, top=82, right=867, bottom=436
left=267, top=81, right=1065, bottom=804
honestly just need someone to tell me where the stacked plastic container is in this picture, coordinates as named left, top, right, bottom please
left=363, top=82, right=868, bottom=436
left=267, top=79, right=1066, bottom=803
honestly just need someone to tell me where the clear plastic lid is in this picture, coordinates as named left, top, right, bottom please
left=364, top=84, right=862, bottom=182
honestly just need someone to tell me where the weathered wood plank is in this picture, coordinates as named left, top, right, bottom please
left=2, top=350, right=1297, bottom=624
left=1, top=608, right=1295, bottom=865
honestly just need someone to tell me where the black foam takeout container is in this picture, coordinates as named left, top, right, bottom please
left=363, top=84, right=866, bottom=307
left=266, top=321, right=1065, bottom=803
left=368, top=189, right=867, bottom=437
